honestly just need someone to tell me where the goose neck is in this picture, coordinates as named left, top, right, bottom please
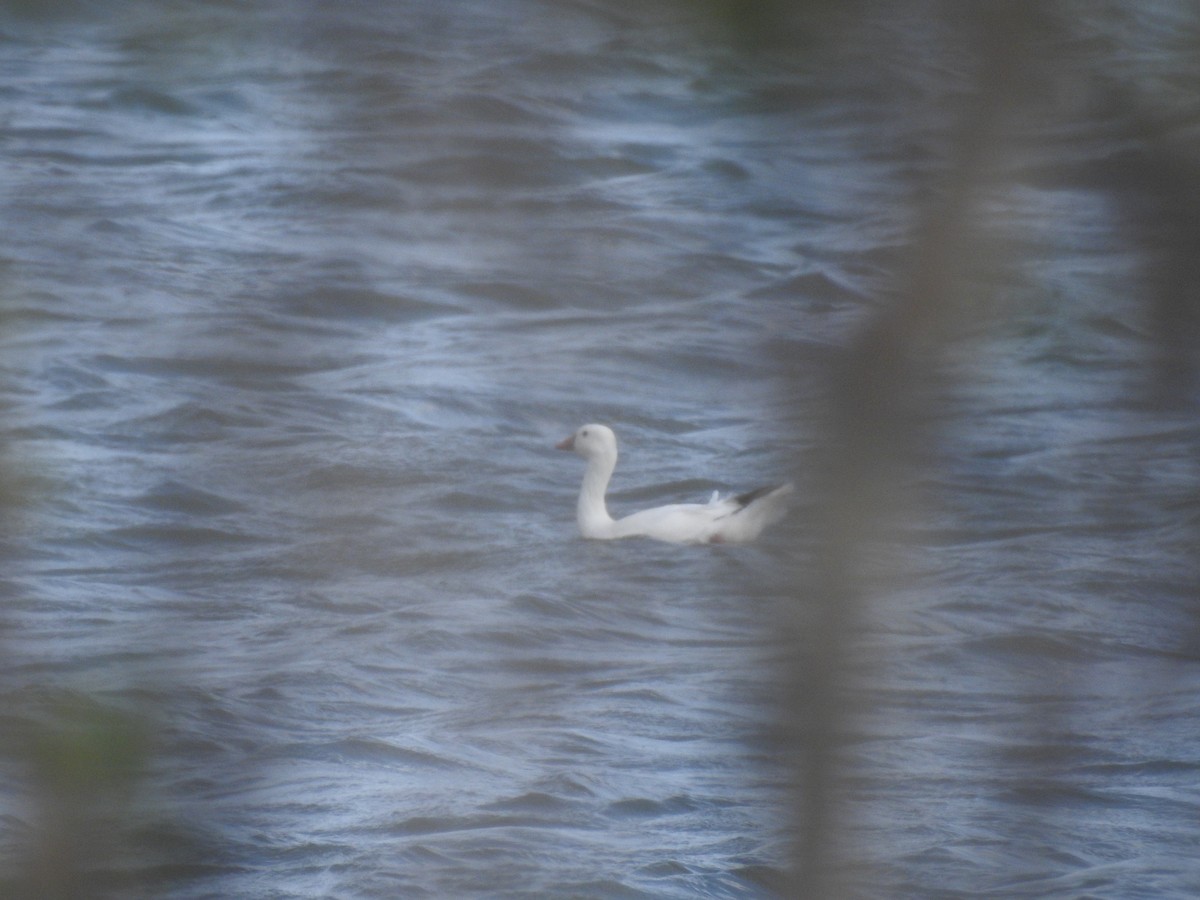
left=577, top=452, right=616, bottom=536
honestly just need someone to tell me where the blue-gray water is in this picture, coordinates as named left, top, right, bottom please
left=2, top=2, right=1200, bottom=897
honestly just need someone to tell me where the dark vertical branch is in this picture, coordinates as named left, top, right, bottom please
left=791, top=4, right=1046, bottom=894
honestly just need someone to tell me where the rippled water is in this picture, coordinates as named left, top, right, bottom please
left=3, top=2, right=1200, bottom=897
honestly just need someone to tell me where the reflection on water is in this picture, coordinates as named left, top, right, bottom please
left=2, top=1, right=1199, bottom=897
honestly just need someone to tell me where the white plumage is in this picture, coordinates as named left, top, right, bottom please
left=556, top=424, right=792, bottom=544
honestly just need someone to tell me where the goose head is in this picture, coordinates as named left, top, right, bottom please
left=555, top=423, right=617, bottom=460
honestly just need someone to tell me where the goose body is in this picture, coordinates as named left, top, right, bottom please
left=556, top=424, right=792, bottom=544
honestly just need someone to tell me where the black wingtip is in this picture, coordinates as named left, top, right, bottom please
left=733, top=485, right=778, bottom=508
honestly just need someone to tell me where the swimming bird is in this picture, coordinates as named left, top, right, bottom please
left=555, top=423, right=792, bottom=544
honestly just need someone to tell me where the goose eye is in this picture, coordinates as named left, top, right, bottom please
left=581, top=429, right=589, bottom=437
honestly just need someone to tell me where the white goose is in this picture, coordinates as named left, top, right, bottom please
left=556, top=423, right=792, bottom=544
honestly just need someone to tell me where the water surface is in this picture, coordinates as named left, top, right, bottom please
left=2, top=2, right=1199, bottom=897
